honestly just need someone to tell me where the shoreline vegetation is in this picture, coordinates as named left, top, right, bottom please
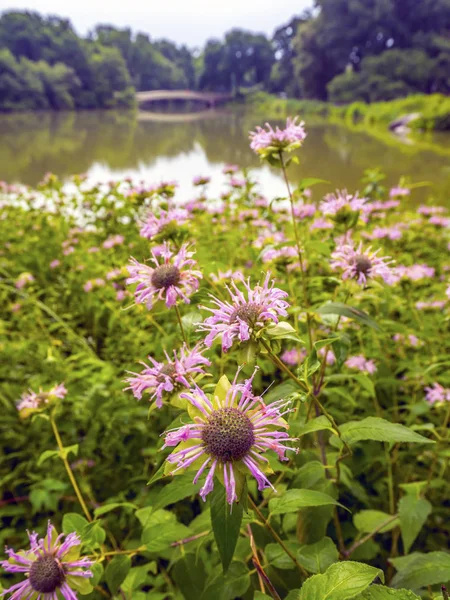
left=242, top=91, right=450, bottom=132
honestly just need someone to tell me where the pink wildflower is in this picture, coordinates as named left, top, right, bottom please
left=425, top=383, right=450, bottom=404
left=162, top=368, right=297, bottom=504
left=125, top=344, right=210, bottom=407
left=127, top=242, right=202, bottom=309
left=199, top=274, right=289, bottom=352
left=331, top=241, right=395, bottom=286
left=1, top=520, right=93, bottom=599
left=345, top=355, right=377, bottom=374
left=139, top=208, right=189, bottom=240
left=249, top=117, right=306, bottom=158
left=50, top=259, right=61, bottom=269
left=17, top=383, right=67, bottom=414
left=320, top=190, right=366, bottom=217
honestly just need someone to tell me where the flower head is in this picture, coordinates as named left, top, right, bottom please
left=389, top=186, right=410, bottom=198
left=193, top=175, right=211, bottom=186
left=17, top=383, right=67, bottom=418
left=345, top=355, right=377, bottom=374
left=127, top=242, right=202, bottom=309
left=125, top=344, right=211, bottom=408
left=139, top=208, right=189, bottom=240
left=320, top=190, right=366, bottom=226
left=1, top=520, right=93, bottom=599
left=162, top=369, right=297, bottom=504
left=425, top=383, right=450, bottom=405
left=199, top=274, right=289, bottom=352
left=249, top=117, right=306, bottom=159
left=331, top=241, right=395, bottom=286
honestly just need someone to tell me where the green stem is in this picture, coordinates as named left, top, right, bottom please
left=175, top=304, right=189, bottom=347
left=260, top=338, right=308, bottom=392
left=50, top=414, right=92, bottom=522
left=248, top=495, right=308, bottom=578
left=279, top=150, right=313, bottom=349
left=344, top=514, right=399, bottom=558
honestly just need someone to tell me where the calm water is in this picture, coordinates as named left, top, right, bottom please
left=0, top=109, right=449, bottom=202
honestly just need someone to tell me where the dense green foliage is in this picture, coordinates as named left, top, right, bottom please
left=1, top=144, right=449, bottom=598
left=1, top=0, right=450, bottom=112
left=246, top=92, right=450, bottom=132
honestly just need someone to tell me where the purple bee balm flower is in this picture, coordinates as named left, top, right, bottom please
left=293, top=203, right=316, bottom=219
left=249, top=117, right=307, bottom=158
left=429, top=216, right=450, bottom=227
left=416, top=300, right=446, bottom=310
left=425, top=383, right=450, bottom=405
left=50, top=259, right=61, bottom=269
left=199, top=274, right=289, bottom=352
left=320, top=190, right=367, bottom=217
left=127, top=242, right=202, bottom=310
left=15, top=273, right=35, bottom=289
left=162, top=368, right=298, bottom=504
left=394, top=264, right=435, bottom=281
left=229, top=177, right=246, bottom=189
left=103, top=234, right=124, bottom=249
left=1, top=520, right=93, bottom=599
left=17, top=383, right=67, bottom=415
left=281, top=348, right=306, bottom=366
left=418, top=205, right=445, bottom=215
left=193, top=175, right=211, bottom=186
left=369, top=226, right=403, bottom=240
left=261, top=246, right=297, bottom=264
left=310, top=218, right=333, bottom=230
left=139, top=208, right=189, bottom=240
left=125, top=344, right=211, bottom=408
left=345, top=355, right=377, bottom=374
left=331, top=241, right=395, bottom=286
left=389, top=186, right=410, bottom=198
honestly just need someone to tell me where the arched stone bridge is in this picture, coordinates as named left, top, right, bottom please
left=136, top=90, right=233, bottom=108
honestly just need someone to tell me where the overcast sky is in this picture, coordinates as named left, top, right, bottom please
left=0, top=0, right=313, bottom=46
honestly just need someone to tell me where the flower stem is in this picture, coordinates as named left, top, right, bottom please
left=175, top=304, right=189, bottom=347
left=248, top=495, right=308, bottom=577
left=279, top=150, right=313, bottom=349
left=260, top=338, right=308, bottom=392
left=343, top=514, right=399, bottom=558
left=50, top=413, right=92, bottom=522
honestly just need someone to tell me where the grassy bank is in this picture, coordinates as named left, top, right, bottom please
left=244, top=91, right=450, bottom=131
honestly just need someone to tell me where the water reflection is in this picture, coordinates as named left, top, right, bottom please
left=0, top=109, right=449, bottom=202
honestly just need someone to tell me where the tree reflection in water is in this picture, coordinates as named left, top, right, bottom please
left=0, top=109, right=449, bottom=203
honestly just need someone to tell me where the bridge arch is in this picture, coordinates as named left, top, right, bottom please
left=135, top=89, right=233, bottom=109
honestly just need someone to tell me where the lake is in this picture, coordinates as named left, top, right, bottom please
left=0, top=108, right=449, bottom=202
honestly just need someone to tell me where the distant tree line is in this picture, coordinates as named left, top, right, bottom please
left=0, top=0, right=449, bottom=112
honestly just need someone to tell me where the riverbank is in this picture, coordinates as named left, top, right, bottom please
left=243, top=92, right=450, bottom=132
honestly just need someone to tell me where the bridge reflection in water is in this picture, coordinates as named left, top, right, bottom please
left=135, top=89, right=233, bottom=110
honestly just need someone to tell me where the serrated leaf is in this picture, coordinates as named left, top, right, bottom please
left=390, top=552, right=450, bottom=589
left=269, top=489, right=345, bottom=515
left=357, top=586, right=421, bottom=599
left=299, top=561, right=384, bottom=600
left=398, top=496, right=432, bottom=553
left=340, top=417, right=434, bottom=445
left=265, top=542, right=301, bottom=570
left=62, top=513, right=89, bottom=535
left=297, top=537, right=339, bottom=574
left=317, top=302, right=381, bottom=331
left=264, top=321, right=304, bottom=342
left=354, top=511, right=399, bottom=534
left=290, top=416, right=335, bottom=436
left=200, top=561, right=250, bottom=600
left=152, top=471, right=203, bottom=511
left=94, top=502, right=138, bottom=518
left=105, top=555, right=131, bottom=595
left=210, top=482, right=243, bottom=573
left=142, top=521, right=190, bottom=552
left=173, top=555, right=207, bottom=600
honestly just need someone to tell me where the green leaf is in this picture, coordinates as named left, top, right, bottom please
left=265, top=542, right=301, bottom=570
left=354, top=511, right=399, bottom=534
left=173, top=555, right=207, bottom=600
left=62, top=513, right=89, bottom=535
left=290, top=416, right=335, bottom=437
left=254, top=593, right=273, bottom=599
left=263, top=321, right=304, bottom=342
left=142, top=521, right=190, bottom=552
left=356, top=586, right=421, bottom=599
left=339, top=417, right=434, bottom=445
left=37, top=450, right=60, bottom=466
left=398, top=496, right=432, bottom=553
left=269, top=489, right=345, bottom=515
left=299, top=561, right=384, bottom=600
left=152, top=471, right=203, bottom=511
left=298, top=177, right=329, bottom=190
left=136, top=507, right=174, bottom=528
left=390, top=552, right=450, bottom=589
left=210, top=482, right=243, bottom=573
left=105, top=555, right=131, bottom=595
left=314, top=337, right=341, bottom=351
left=94, top=502, right=138, bottom=518
left=59, top=444, right=79, bottom=460
left=200, top=561, right=250, bottom=600
left=297, top=537, right=339, bottom=574
left=316, top=302, right=381, bottom=331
